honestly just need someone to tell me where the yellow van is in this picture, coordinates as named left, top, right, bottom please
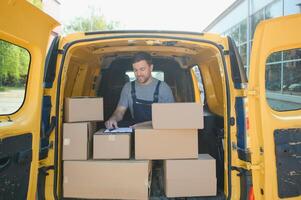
left=1, top=0, right=301, bottom=200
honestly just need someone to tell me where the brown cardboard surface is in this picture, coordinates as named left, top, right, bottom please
left=64, top=97, right=103, bottom=122
left=93, top=129, right=131, bottom=159
left=135, top=125, right=198, bottom=160
left=63, top=122, right=95, bottom=160
left=152, top=103, right=203, bottom=129
left=164, top=154, right=217, bottom=197
left=63, top=160, right=151, bottom=199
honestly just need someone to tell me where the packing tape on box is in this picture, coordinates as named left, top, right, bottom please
left=64, top=138, right=71, bottom=146
left=108, top=135, right=116, bottom=141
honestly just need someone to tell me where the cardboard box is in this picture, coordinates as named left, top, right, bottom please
left=63, top=160, right=151, bottom=199
left=64, top=97, right=103, bottom=122
left=152, top=103, right=203, bottom=129
left=135, top=124, right=198, bottom=160
left=93, top=129, right=131, bottom=159
left=164, top=154, right=216, bottom=197
left=63, top=122, right=96, bottom=160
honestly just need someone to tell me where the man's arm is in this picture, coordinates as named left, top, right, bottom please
left=105, top=105, right=127, bottom=128
left=105, top=82, right=130, bottom=128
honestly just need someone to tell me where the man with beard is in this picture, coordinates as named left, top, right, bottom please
left=105, top=52, right=174, bottom=128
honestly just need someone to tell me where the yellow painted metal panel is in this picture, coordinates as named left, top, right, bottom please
left=0, top=0, right=59, bottom=199
left=249, top=14, right=301, bottom=200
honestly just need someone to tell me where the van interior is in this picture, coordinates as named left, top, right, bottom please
left=61, top=35, right=226, bottom=199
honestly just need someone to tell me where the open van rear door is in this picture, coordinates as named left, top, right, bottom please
left=248, top=14, right=301, bottom=199
left=0, top=0, right=59, bottom=199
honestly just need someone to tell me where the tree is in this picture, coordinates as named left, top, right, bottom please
left=63, top=6, right=120, bottom=34
left=0, top=40, right=29, bottom=87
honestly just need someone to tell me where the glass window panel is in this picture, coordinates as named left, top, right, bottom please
left=266, top=63, right=281, bottom=92
left=267, top=51, right=282, bottom=63
left=0, top=40, right=30, bottom=115
left=283, top=48, right=301, bottom=60
left=252, top=0, right=274, bottom=14
left=284, top=0, right=301, bottom=15
left=283, top=61, right=301, bottom=94
left=231, top=26, right=240, bottom=45
left=240, top=44, right=247, bottom=66
left=265, top=0, right=282, bottom=19
left=251, top=9, right=264, bottom=39
left=239, top=19, right=247, bottom=43
left=266, top=48, right=301, bottom=111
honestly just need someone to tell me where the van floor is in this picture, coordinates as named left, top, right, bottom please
left=150, top=161, right=225, bottom=200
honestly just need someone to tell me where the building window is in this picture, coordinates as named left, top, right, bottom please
left=284, top=0, right=301, bottom=15
left=239, top=19, right=247, bottom=43
left=224, top=18, right=248, bottom=67
left=251, top=9, right=264, bottom=38
left=265, top=0, right=282, bottom=19
left=252, top=0, right=282, bottom=38
left=239, top=43, right=247, bottom=66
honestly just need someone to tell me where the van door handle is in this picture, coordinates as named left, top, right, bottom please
left=0, top=155, right=11, bottom=172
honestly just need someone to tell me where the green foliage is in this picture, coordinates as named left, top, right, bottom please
left=0, top=40, right=30, bottom=87
left=0, top=87, right=6, bottom=92
left=63, top=6, right=120, bottom=34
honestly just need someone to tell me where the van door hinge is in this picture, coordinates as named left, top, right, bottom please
left=248, top=88, right=259, bottom=96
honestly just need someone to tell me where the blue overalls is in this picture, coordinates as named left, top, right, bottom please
left=131, top=80, right=161, bottom=123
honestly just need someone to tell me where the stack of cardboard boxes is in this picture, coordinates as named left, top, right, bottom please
left=63, top=97, right=216, bottom=199
left=136, top=103, right=216, bottom=198
left=63, top=97, right=151, bottom=200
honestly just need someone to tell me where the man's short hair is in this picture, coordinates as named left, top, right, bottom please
left=132, top=52, right=152, bottom=65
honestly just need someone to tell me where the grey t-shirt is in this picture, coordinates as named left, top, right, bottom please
left=118, top=77, right=174, bottom=117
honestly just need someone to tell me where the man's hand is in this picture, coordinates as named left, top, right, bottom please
left=104, top=105, right=127, bottom=129
left=105, top=118, right=118, bottom=129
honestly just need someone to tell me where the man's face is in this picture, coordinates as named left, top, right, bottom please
left=133, top=60, right=153, bottom=84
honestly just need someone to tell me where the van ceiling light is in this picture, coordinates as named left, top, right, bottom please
left=128, top=40, right=137, bottom=45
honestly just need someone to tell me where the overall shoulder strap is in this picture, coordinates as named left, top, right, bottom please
left=131, top=81, right=136, bottom=101
left=153, top=80, right=161, bottom=102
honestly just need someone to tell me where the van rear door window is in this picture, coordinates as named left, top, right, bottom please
left=0, top=40, right=30, bottom=115
left=265, top=48, right=301, bottom=111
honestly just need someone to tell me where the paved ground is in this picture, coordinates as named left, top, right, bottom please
left=0, top=89, right=24, bottom=114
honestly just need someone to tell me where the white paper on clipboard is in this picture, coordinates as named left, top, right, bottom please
left=104, top=127, right=133, bottom=133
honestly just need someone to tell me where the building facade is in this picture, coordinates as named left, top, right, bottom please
left=204, top=0, right=300, bottom=72
left=204, top=0, right=301, bottom=111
